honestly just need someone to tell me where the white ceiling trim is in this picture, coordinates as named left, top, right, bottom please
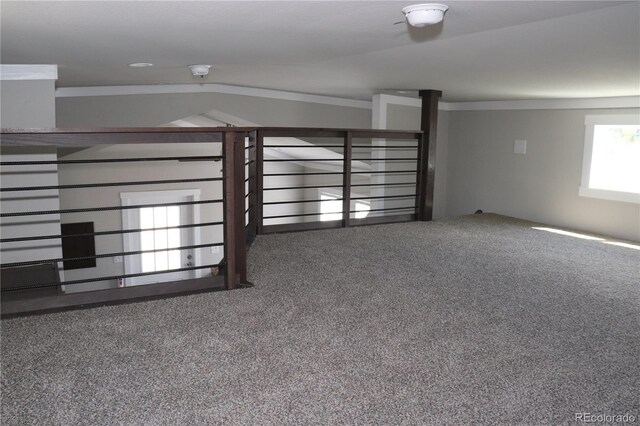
left=377, top=94, right=422, bottom=109
left=55, top=84, right=639, bottom=112
left=0, top=65, right=58, bottom=81
left=442, top=97, right=640, bottom=111
left=55, top=83, right=373, bottom=110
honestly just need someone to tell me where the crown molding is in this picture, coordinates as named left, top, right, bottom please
left=55, top=83, right=373, bottom=109
left=0, top=65, right=58, bottom=81
left=441, top=96, right=639, bottom=111
left=54, top=83, right=639, bottom=112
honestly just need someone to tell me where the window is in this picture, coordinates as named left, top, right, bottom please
left=580, top=115, right=640, bottom=204
left=120, top=189, right=201, bottom=286
left=139, top=206, right=181, bottom=273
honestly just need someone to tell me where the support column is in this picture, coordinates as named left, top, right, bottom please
left=342, top=132, right=352, bottom=227
left=417, top=90, right=442, bottom=221
left=223, top=131, right=247, bottom=289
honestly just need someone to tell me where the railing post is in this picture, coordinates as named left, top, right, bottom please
left=222, top=130, right=247, bottom=289
left=342, top=131, right=352, bottom=227
left=255, top=129, right=264, bottom=235
left=417, top=90, right=442, bottom=221
left=247, top=130, right=258, bottom=245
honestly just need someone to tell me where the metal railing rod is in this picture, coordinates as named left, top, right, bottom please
left=351, top=158, right=416, bottom=161
left=264, top=198, right=343, bottom=205
left=351, top=206, right=414, bottom=213
left=0, top=156, right=222, bottom=166
left=262, top=182, right=416, bottom=191
left=265, top=207, right=415, bottom=220
left=1, top=242, right=225, bottom=269
left=264, top=159, right=343, bottom=162
left=350, top=182, right=415, bottom=187
left=0, top=221, right=224, bottom=243
left=1, top=177, right=222, bottom=192
left=264, top=145, right=343, bottom=148
left=0, top=199, right=223, bottom=218
left=264, top=172, right=344, bottom=176
left=351, top=170, right=417, bottom=174
left=1, top=263, right=222, bottom=292
left=263, top=184, right=343, bottom=191
left=352, top=145, right=418, bottom=149
left=264, top=212, right=335, bottom=219
left=351, top=194, right=416, bottom=201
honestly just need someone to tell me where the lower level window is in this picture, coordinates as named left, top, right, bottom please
left=580, top=115, right=640, bottom=203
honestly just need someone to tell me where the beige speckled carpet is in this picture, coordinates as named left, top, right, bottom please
left=2, top=214, right=639, bottom=425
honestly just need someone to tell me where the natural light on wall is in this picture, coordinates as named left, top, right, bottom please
left=532, top=227, right=640, bottom=250
left=320, top=191, right=370, bottom=221
left=580, top=115, right=640, bottom=203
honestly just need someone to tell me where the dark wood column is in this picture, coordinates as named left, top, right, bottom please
left=342, top=132, right=353, bottom=227
left=222, top=131, right=247, bottom=289
left=417, top=90, right=442, bottom=221
left=255, top=130, right=264, bottom=235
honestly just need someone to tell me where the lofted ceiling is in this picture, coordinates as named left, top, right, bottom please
left=1, top=1, right=638, bottom=102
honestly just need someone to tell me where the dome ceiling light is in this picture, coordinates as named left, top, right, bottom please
left=400, top=3, right=449, bottom=27
left=189, top=64, right=211, bottom=77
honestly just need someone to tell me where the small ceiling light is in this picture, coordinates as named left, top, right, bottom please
left=401, top=3, right=449, bottom=27
left=128, top=62, right=154, bottom=68
left=189, top=64, right=211, bottom=77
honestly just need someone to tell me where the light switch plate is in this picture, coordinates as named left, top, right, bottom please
left=514, top=139, right=527, bottom=154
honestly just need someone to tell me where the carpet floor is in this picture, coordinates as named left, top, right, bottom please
left=1, top=214, right=639, bottom=425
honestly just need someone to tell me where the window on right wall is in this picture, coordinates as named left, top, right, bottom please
left=580, top=114, right=640, bottom=204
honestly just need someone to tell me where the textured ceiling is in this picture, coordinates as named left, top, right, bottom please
left=1, top=1, right=638, bottom=102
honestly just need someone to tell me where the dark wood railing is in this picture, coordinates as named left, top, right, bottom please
left=0, top=125, right=435, bottom=316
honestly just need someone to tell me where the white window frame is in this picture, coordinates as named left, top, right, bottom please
left=120, top=189, right=203, bottom=283
left=579, top=114, right=640, bottom=204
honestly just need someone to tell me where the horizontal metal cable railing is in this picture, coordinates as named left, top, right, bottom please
left=0, top=126, right=428, bottom=315
left=0, top=128, right=254, bottom=315
left=256, top=129, right=423, bottom=233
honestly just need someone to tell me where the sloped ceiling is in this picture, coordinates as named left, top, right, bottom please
left=1, top=1, right=638, bottom=102
left=164, top=109, right=370, bottom=172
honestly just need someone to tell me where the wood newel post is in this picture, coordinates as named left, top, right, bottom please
left=342, top=132, right=353, bottom=227
left=256, top=129, right=264, bottom=235
left=417, top=89, right=442, bottom=221
left=223, top=131, right=247, bottom=289
left=247, top=130, right=258, bottom=245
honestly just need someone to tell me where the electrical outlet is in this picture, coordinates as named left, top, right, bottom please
left=514, top=139, right=527, bottom=154
left=113, top=256, right=123, bottom=263
left=211, top=246, right=220, bottom=254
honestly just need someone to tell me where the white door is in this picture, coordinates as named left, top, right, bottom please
left=121, top=189, right=201, bottom=286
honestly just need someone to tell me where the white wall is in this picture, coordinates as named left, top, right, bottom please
left=386, top=103, right=449, bottom=219
left=56, top=92, right=371, bottom=128
left=446, top=108, right=640, bottom=241
left=1, top=77, right=61, bottom=282
left=0, top=150, right=62, bottom=267
left=57, top=143, right=225, bottom=292
left=1, top=80, right=56, bottom=128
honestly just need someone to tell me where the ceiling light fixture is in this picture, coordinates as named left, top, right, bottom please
left=189, top=64, right=211, bottom=77
left=401, top=3, right=449, bottom=27
left=128, top=62, right=154, bottom=68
